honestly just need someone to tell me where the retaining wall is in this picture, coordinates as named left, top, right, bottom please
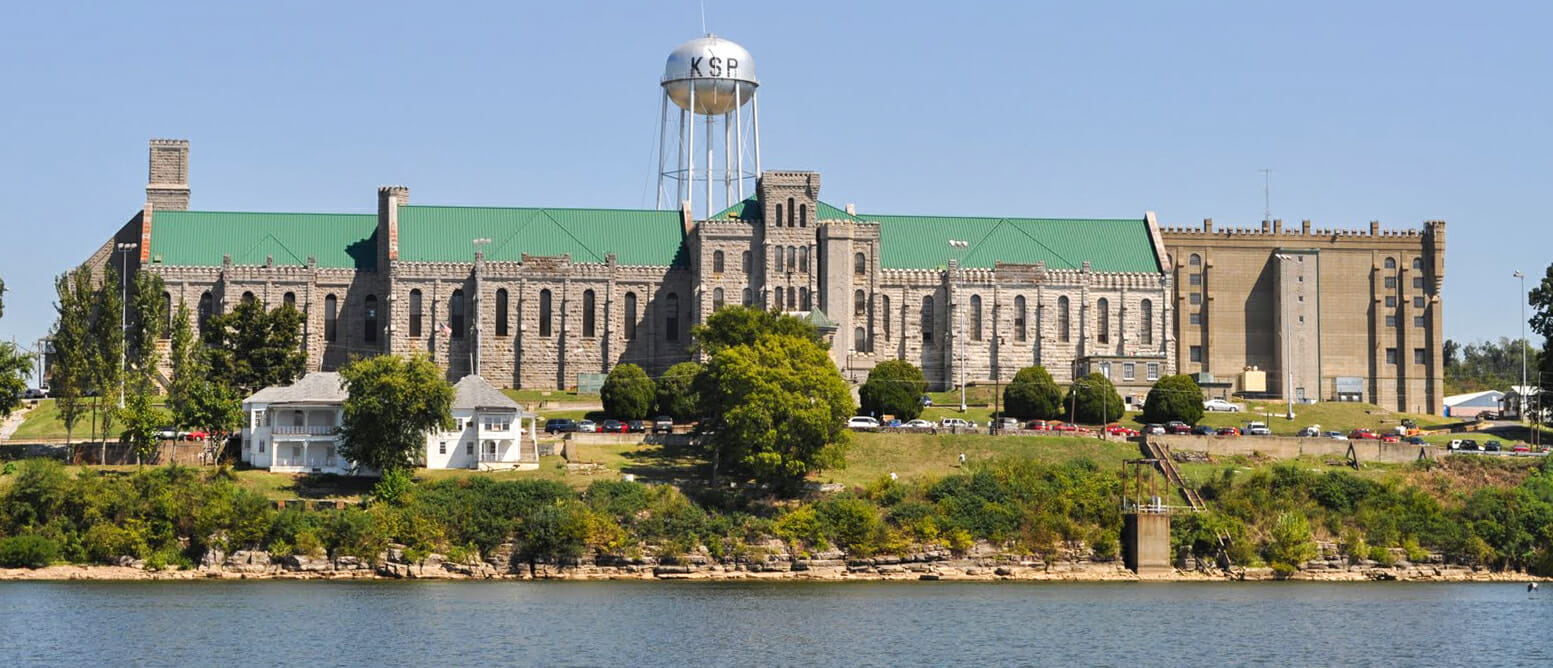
left=1153, top=435, right=1433, bottom=464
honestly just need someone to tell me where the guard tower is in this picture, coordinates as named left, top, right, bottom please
left=656, top=35, right=761, bottom=220
left=1121, top=459, right=1172, bottom=575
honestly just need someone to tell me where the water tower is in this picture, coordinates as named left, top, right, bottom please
left=657, top=35, right=760, bottom=219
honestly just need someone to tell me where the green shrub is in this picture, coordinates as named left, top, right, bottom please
left=83, top=523, right=148, bottom=563
left=371, top=468, right=415, bottom=506
left=858, top=360, right=927, bottom=422
left=1090, top=529, right=1119, bottom=562
left=773, top=506, right=825, bottom=550
left=654, top=361, right=703, bottom=421
left=601, top=363, right=655, bottom=420
left=1402, top=538, right=1429, bottom=564
left=1369, top=544, right=1397, bottom=567
left=1141, top=375, right=1205, bottom=425
left=1264, top=512, right=1317, bottom=569
left=0, top=534, right=59, bottom=568
left=1003, top=366, right=1063, bottom=421
left=815, top=497, right=883, bottom=556
left=1063, top=373, right=1124, bottom=424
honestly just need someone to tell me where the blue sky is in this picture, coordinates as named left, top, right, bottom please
left=2, top=1, right=1549, bottom=362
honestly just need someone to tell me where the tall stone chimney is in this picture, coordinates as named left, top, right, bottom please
left=146, top=139, right=190, bottom=211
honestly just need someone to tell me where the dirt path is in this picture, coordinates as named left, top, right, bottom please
left=0, top=402, right=34, bottom=442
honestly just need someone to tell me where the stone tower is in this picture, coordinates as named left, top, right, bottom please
left=146, top=139, right=190, bottom=211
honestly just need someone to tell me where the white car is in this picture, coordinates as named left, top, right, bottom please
left=847, top=416, right=881, bottom=430
left=1204, top=399, right=1241, bottom=412
left=939, top=417, right=976, bottom=430
left=902, top=419, right=934, bottom=429
left=1245, top=421, right=1272, bottom=436
left=1326, top=431, right=1349, bottom=441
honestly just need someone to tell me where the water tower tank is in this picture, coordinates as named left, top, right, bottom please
left=662, top=35, right=758, bottom=115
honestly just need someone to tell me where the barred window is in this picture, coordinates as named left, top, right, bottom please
left=409, top=290, right=423, bottom=337
left=1014, top=295, right=1027, bottom=342
left=496, top=289, right=509, bottom=337
left=582, top=289, right=596, bottom=338
left=539, top=289, right=553, bottom=337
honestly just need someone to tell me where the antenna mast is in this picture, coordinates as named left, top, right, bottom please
left=1260, top=168, right=1273, bottom=222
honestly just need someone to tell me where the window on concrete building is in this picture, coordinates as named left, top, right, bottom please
left=773, top=288, right=783, bottom=310
left=799, top=203, right=807, bottom=227
left=1386, top=348, right=1398, bottom=365
left=801, top=287, right=811, bottom=311
left=242, top=291, right=256, bottom=304
left=855, top=252, right=866, bottom=276
left=1190, top=273, right=1202, bottom=286
left=1414, top=348, right=1427, bottom=365
left=1414, top=296, right=1425, bottom=309
left=788, top=246, right=797, bottom=272
left=1385, top=296, right=1396, bottom=308
left=1413, top=277, right=1424, bottom=289
left=1384, top=276, right=1397, bottom=289
left=1140, top=299, right=1153, bottom=345
left=713, top=250, right=724, bottom=274
left=466, top=442, right=474, bottom=455
left=1014, top=296, right=1027, bottom=342
left=1412, top=258, right=1423, bottom=270
left=1190, top=292, right=1201, bottom=305
left=1058, top=296, right=1070, bottom=342
left=198, top=291, right=214, bottom=334
left=538, top=290, right=552, bottom=337
left=742, top=288, right=751, bottom=307
left=582, top=289, right=596, bottom=338
left=323, top=294, right=337, bottom=342
left=854, top=327, right=866, bottom=353
left=1414, top=316, right=1426, bottom=328
left=742, top=250, right=750, bottom=274
left=409, top=290, right=423, bottom=338
left=799, top=247, right=809, bottom=272
left=1189, top=254, right=1201, bottom=266
left=787, top=287, right=796, bottom=311
left=775, top=203, right=783, bottom=228
left=161, top=292, right=172, bottom=338
left=1147, top=363, right=1160, bottom=381
left=922, top=296, right=934, bottom=342
left=713, top=288, right=725, bottom=312
left=1190, top=312, right=1202, bottom=325
left=438, top=442, right=446, bottom=455
left=1123, top=363, right=1135, bottom=381
left=496, top=289, right=509, bottom=337
left=666, top=293, right=680, bottom=341
left=1386, top=315, right=1396, bottom=328
left=1385, top=257, right=1397, bottom=270
left=1096, top=298, right=1110, bottom=344
left=970, top=294, right=983, bottom=341
left=774, top=246, right=784, bottom=273
left=1099, top=362, right=1111, bottom=378
left=1190, top=345, right=1202, bottom=363
left=881, top=295, right=891, bottom=340
left=787, top=198, right=796, bottom=226
left=449, top=290, right=464, bottom=339
left=283, top=292, right=295, bottom=309
left=364, top=295, right=378, bottom=343
left=624, top=292, right=637, bottom=340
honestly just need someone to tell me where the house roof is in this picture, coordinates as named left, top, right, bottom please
left=244, top=372, right=348, bottom=406
left=149, top=211, right=377, bottom=270
left=397, top=205, right=689, bottom=268
left=1443, top=390, right=1503, bottom=407
left=451, top=375, right=527, bottom=414
left=712, top=197, right=1159, bottom=273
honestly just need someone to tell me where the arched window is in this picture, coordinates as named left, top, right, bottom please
left=1097, top=298, right=1110, bottom=344
left=855, top=289, right=866, bottom=316
left=742, top=287, right=751, bottom=306
left=773, top=288, right=782, bottom=310
left=713, top=250, right=725, bottom=273
left=161, top=292, right=172, bottom=338
left=409, top=289, right=423, bottom=337
left=1384, top=257, right=1396, bottom=269
left=1412, top=258, right=1423, bottom=270
left=1014, top=295, right=1027, bottom=342
left=239, top=291, right=255, bottom=305
left=787, top=197, right=796, bottom=226
left=582, top=289, right=596, bottom=338
left=921, top=296, right=934, bottom=342
left=799, top=247, right=809, bottom=272
left=323, top=294, right=337, bottom=342
left=799, top=203, right=807, bottom=227
left=855, top=327, right=866, bottom=353
left=665, top=293, right=680, bottom=341
left=881, top=295, right=891, bottom=340
left=624, top=292, right=638, bottom=340
left=713, top=287, right=725, bottom=311
left=495, top=289, right=509, bottom=337
left=787, top=287, right=796, bottom=311
left=775, top=203, right=783, bottom=228
left=855, top=252, right=866, bottom=275
left=800, top=287, right=811, bottom=311
left=1141, top=299, right=1154, bottom=345
left=774, top=246, right=784, bottom=272
left=1189, top=253, right=1201, bottom=266
left=970, top=295, right=983, bottom=341
left=741, top=250, right=750, bottom=273
left=449, top=290, right=464, bottom=339
left=1057, top=296, right=1070, bottom=343
left=538, top=289, right=553, bottom=337
left=787, top=246, right=796, bottom=272
left=283, top=292, right=296, bottom=308
left=364, top=295, right=378, bottom=342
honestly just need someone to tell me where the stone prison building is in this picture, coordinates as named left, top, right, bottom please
left=88, top=140, right=1444, bottom=413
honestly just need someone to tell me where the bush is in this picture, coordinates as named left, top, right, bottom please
left=83, top=523, right=148, bottom=563
left=1004, top=366, right=1063, bottom=421
left=773, top=505, right=825, bottom=550
left=655, top=362, right=703, bottom=421
left=815, top=497, right=883, bottom=556
left=601, top=363, right=655, bottom=420
left=1264, top=512, right=1317, bottom=569
left=0, top=534, right=59, bottom=568
left=1141, top=375, right=1205, bottom=425
left=371, top=468, right=415, bottom=506
left=1063, top=373, right=1124, bottom=424
left=858, top=360, right=926, bottom=421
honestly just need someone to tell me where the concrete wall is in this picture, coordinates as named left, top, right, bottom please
left=1123, top=513, right=1171, bottom=575
left=1153, top=434, right=1434, bottom=465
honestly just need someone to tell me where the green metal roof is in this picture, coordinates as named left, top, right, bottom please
left=867, top=214, right=1159, bottom=273
left=148, top=211, right=377, bottom=269
left=397, top=206, right=688, bottom=267
left=711, top=197, right=855, bottom=223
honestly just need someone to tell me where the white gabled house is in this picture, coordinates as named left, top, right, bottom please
left=423, top=375, right=540, bottom=471
left=241, top=372, right=355, bottom=475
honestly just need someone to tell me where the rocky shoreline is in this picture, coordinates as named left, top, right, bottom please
left=2, top=546, right=1542, bottom=584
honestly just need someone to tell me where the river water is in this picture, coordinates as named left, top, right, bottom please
left=0, top=581, right=1548, bottom=666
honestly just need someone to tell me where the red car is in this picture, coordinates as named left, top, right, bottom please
left=1105, top=424, right=1139, bottom=437
left=1348, top=429, right=1379, bottom=440
left=1217, top=426, right=1241, bottom=436
left=1380, top=434, right=1400, bottom=443
left=185, top=429, right=209, bottom=441
left=1027, top=420, right=1051, bottom=432
left=1051, top=422, right=1091, bottom=434
left=1512, top=443, right=1532, bottom=454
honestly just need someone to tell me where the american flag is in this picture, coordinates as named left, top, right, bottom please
left=439, top=322, right=453, bottom=338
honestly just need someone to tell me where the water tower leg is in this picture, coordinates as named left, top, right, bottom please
left=751, top=91, right=761, bottom=175
left=656, top=93, right=668, bottom=209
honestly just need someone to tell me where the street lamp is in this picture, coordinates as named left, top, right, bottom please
left=1514, top=271, right=1527, bottom=422
left=470, top=238, right=491, bottom=376
left=115, top=242, right=138, bottom=408
left=1274, top=254, right=1295, bottom=420
left=947, top=239, right=970, bottom=412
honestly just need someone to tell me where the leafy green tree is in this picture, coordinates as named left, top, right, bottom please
left=202, top=297, right=306, bottom=396
left=1003, top=366, right=1063, bottom=421
left=655, top=361, right=703, bottom=421
left=117, top=391, right=172, bottom=463
left=1264, top=511, right=1318, bottom=570
left=1142, top=374, right=1205, bottom=424
left=51, top=268, right=94, bottom=453
left=127, top=271, right=166, bottom=388
left=600, top=363, right=655, bottom=419
left=166, top=301, right=198, bottom=426
left=512, top=500, right=592, bottom=575
left=859, top=359, right=926, bottom=421
left=0, top=276, right=5, bottom=318
left=1063, top=372, right=1124, bottom=424
left=690, top=305, right=822, bottom=355
left=0, top=274, right=29, bottom=420
left=338, top=354, right=455, bottom=473
left=90, top=265, right=124, bottom=451
left=697, top=334, right=855, bottom=494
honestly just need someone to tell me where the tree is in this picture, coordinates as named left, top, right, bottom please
left=697, top=334, right=855, bottom=494
left=0, top=277, right=5, bottom=318
left=202, top=297, right=306, bottom=396
left=89, top=265, right=124, bottom=450
left=690, top=305, right=823, bottom=354
left=338, top=354, right=455, bottom=473
left=127, top=271, right=166, bottom=388
left=600, top=363, right=655, bottom=420
left=1063, top=372, right=1124, bottom=425
left=0, top=274, right=32, bottom=421
left=50, top=268, right=93, bottom=452
left=655, top=361, right=702, bottom=421
left=1003, top=366, right=1064, bottom=421
left=117, top=391, right=171, bottom=464
left=1528, top=262, right=1553, bottom=342
left=166, top=302, right=198, bottom=425
left=1444, top=337, right=1541, bottom=395
left=512, top=500, right=593, bottom=576
left=859, top=360, right=926, bottom=421
left=1142, top=374, right=1205, bottom=424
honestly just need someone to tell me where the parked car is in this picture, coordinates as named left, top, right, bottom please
left=185, top=429, right=209, bottom=441
left=652, top=416, right=674, bottom=434
left=1348, top=429, right=1379, bottom=440
left=1484, top=440, right=1502, bottom=452
left=600, top=419, right=629, bottom=433
left=1143, top=423, right=1166, bottom=435
left=1104, top=423, right=1139, bottom=437
left=992, top=417, right=1020, bottom=432
left=1217, top=426, right=1241, bottom=436
left=1050, top=421, right=1086, bottom=433
left=1512, top=443, right=1532, bottom=454
left=1297, top=426, right=1321, bottom=438
left=1193, top=425, right=1217, bottom=436
left=1448, top=439, right=1479, bottom=451
left=576, top=419, right=599, bottom=433
left=1165, top=421, right=1192, bottom=435
left=1325, top=431, right=1349, bottom=441
left=939, top=417, right=975, bottom=430
left=22, top=388, right=48, bottom=399
left=1244, top=421, right=1271, bottom=436
left=155, top=426, right=181, bottom=440
left=1027, top=420, right=1052, bottom=431
left=903, top=419, right=934, bottom=429
left=1405, top=436, right=1427, bottom=445
left=544, top=418, right=578, bottom=434
left=627, top=419, right=647, bottom=433
left=847, top=416, right=882, bottom=430
left=1203, top=398, right=1241, bottom=412
left=920, top=395, right=934, bottom=407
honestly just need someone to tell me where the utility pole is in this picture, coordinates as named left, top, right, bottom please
left=947, top=239, right=969, bottom=412
left=1514, top=271, right=1527, bottom=422
left=115, top=242, right=138, bottom=409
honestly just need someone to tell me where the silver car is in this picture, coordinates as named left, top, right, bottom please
left=1204, top=398, right=1241, bottom=412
